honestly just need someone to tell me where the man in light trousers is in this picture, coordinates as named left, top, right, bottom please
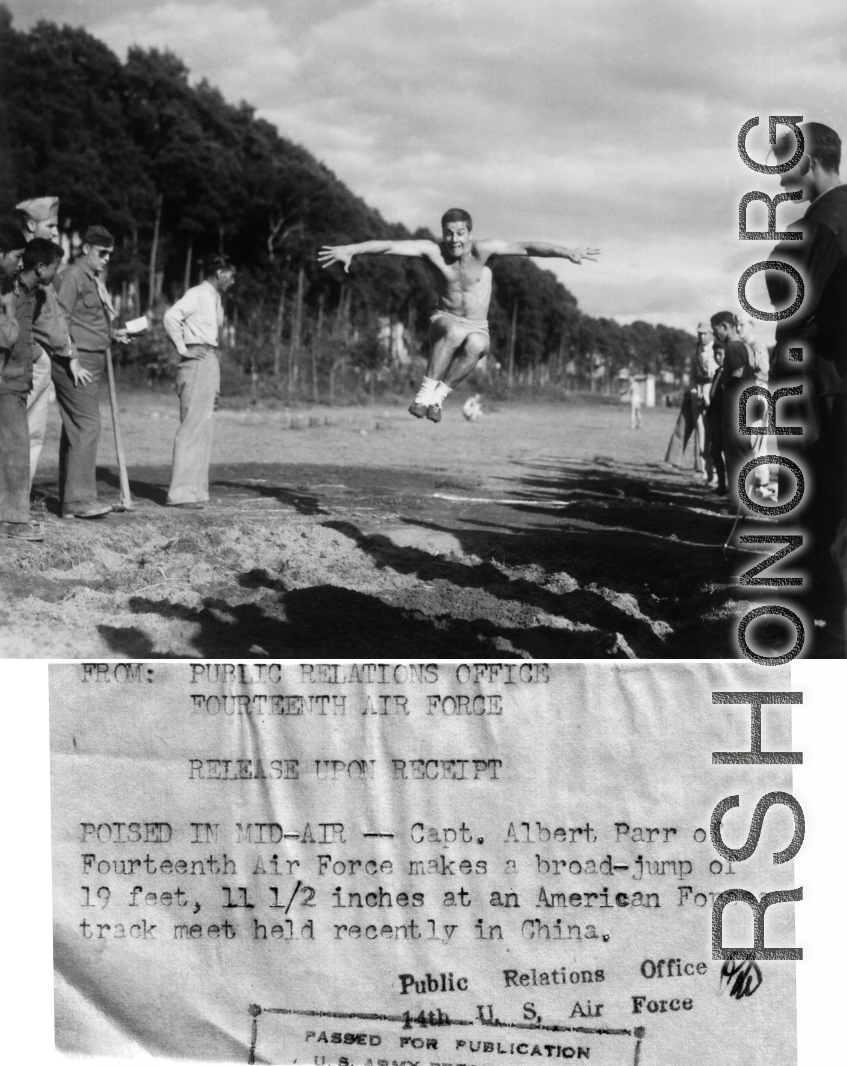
left=163, top=254, right=235, bottom=509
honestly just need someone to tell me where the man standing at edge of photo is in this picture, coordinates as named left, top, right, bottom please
left=163, top=253, right=236, bottom=509
left=13, top=197, right=73, bottom=491
left=0, top=221, right=41, bottom=541
left=766, top=121, right=847, bottom=627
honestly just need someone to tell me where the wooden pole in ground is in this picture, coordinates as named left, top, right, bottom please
left=183, top=236, right=193, bottom=293
left=105, top=348, right=132, bottom=511
left=147, top=191, right=162, bottom=314
left=289, top=266, right=305, bottom=397
left=313, top=294, right=324, bottom=403
left=507, top=301, right=518, bottom=389
left=272, top=283, right=285, bottom=379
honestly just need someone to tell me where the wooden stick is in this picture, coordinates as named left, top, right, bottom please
left=105, top=347, right=132, bottom=511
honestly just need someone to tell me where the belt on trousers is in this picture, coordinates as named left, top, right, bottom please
left=184, top=344, right=218, bottom=354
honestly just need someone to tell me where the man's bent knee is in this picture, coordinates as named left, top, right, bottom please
left=429, top=317, right=454, bottom=343
left=465, top=335, right=489, bottom=361
left=435, top=326, right=468, bottom=352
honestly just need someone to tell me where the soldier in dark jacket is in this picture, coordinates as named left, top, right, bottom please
left=53, top=225, right=128, bottom=518
left=710, top=312, right=755, bottom=506
left=1, top=228, right=55, bottom=541
left=766, top=122, right=847, bottom=624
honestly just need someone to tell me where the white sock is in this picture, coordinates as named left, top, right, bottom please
left=414, top=376, right=438, bottom=405
left=432, top=381, right=453, bottom=406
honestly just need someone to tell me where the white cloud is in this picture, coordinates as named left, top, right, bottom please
left=91, top=2, right=300, bottom=92
left=70, top=0, right=847, bottom=330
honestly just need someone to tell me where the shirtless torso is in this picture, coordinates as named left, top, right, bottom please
left=422, top=239, right=494, bottom=321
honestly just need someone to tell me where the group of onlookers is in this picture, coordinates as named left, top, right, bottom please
left=0, top=196, right=237, bottom=542
left=665, top=120, right=847, bottom=629
left=666, top=314, right=774, bottom=503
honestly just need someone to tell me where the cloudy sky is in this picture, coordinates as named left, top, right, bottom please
left=7, top=0, right=847, bottom=336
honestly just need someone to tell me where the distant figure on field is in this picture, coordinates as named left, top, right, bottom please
left=163, top=254, right=236, bottom=509
left=462, top=393, right=483, bottom=421
left=319, top=208, right=599, bottom=422
left=629, top=377, right=643, bottom=429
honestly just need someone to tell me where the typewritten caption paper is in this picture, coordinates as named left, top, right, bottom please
left=50, top=661, right=797, bottom=1065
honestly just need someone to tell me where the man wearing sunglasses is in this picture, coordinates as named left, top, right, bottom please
left=53, top=225, right=128, bottom=518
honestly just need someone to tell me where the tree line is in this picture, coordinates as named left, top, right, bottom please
left=0, top=8, right=695, bottom=396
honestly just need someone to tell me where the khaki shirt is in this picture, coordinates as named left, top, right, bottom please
left=0, top=285, right=19, bottom=354
left=1, top=282, right=36, bottom=395
left=56, top=260, right=113, bottom=352
left=34, top=283, right=73, bottom=361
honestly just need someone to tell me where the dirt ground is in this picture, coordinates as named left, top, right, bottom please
left=1, top=390, right=837, bottom=659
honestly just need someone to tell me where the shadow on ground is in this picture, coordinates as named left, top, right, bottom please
left=75, top=452, right=842, bottom=660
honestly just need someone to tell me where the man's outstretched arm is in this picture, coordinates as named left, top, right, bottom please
left=319, top=239, right=439, bottom=272
left=475, top=239, right=600, bottom=264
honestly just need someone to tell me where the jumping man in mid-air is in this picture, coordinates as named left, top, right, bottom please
left=318, top=209, right=600, bottom=421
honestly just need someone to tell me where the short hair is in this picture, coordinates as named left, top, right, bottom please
left=776, top=122, right=841, bottom=173
left=206, top=253, right=235, bottom=275
left=13, top=207, right=33, bottom=230
left=710, top=311, right=737, bottom=329
left=0, top=221, right=27, bottom=253
left=802, top=122, right=841, bottom=173
left=22, top=238, right=63, bottom=272
left=441, top=208, right=473, bottom=231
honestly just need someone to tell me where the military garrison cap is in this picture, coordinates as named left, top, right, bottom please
left=15, top=196, right=59, bottom=222
left=83, top=225, right=115, bottom=249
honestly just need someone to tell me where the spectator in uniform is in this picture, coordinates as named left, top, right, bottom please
left=13, top=197, right=72, bottom=488
left=665, top=322, right=714, bottom=476
left=704, top=342, right=727, bottom=496
left=1, top=225, right=42, bottom=540
left=53, top=225, right=128, bottom=519
left=710, top=312, right=755, bottom=505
